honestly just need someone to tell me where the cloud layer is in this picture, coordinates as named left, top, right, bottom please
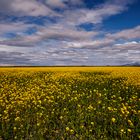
left=0, top=0, right=140, bottom=65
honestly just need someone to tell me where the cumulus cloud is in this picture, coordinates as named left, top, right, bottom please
left=0, top=0, right=133, bottom=22
left=114, top=41, right=140, bottom=51
left=0, top=0, right=139, bottom=65
left=107, top=25, right=140, bottom=40
left=0, top=0, right=57, bottom=16
left=65, top=39, right=114, bottom=49
left=0, top=51, right=31, bottom=65
left=0, top=0, right=84, bottom=17
left=61, top=0, right=133, bottom=26
left=35, top=25, right=97, bottom=41
left=0, top=23, right=98, bottom=47
left=0, top=22, right=35, bottom=35
left=0, top=24, right=139, bottom=66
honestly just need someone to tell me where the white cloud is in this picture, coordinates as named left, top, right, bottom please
left=61, top=0, right=132, bottom=25
left=35, top=24, right=98, bottom=40
left=0, top=22, right=34, bottom=35
left=115, top=41, right=139, bottom=46
left=0, top=0, right=133, bottom=22
left=0, top=0, right=139, bottom=66
left=0, top=0, right=57, bottom=16
left=0, top=23, right=98, bottom=47
left=107, top=25, right=140, bottom=40
left=114, top=41, right=140, bottom=51
left=65, top=39, right=114, bottom=49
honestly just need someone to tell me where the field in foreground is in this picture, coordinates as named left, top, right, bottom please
left=0, top=67, right=140, bottom=140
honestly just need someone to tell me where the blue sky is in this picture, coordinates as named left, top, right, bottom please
left=0, top=0, right=140, bottom=66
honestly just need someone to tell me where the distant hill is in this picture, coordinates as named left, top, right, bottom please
left=123, top=62, right=140, bottom=66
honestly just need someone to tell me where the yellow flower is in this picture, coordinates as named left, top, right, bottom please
left=128, top=129, right=131, bottom=133
left=70, top=129, right=74, bottom=134
left=111, top=118, right=116, bottom=123
left=15, top=117, right=20, bottom=122
left=80, top=125, right=84, bottom=129
left=59, top=116, right=63, bottom=120
left=120, top=129, right=124, bottom=133
left=66, top=127, right=70, bottom=131
left=88, top=105, right=93, bottom=110
left=37, top=123, right=40, bottom=126
left=128, top=120, right=134, bottom=126
left=13, top=127, right=17, bottom=131
left=108, top=107, right=112, bottom=111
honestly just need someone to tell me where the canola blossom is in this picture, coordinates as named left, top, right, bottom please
left=0, top=67, right=140, bottom=139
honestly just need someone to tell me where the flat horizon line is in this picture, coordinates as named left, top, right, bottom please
left=0, top=65, right=140, bottom=67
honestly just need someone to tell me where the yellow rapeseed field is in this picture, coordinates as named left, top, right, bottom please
left=0, top=67, right=140, bottom=139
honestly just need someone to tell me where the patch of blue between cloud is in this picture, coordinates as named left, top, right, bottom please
left=3, top=33, right=17, bottom=39
left=24, top=27, right=37, bottom=35
left=83, top=0, right=105, bottom=9
left=102, top=0, right=140, bottom=32
left=23, top=16, right=58, bottom=26
left=0, top=15, right=58, bottom=26
left=0, top=15, right=24, bottom=23
left=77, top=23, right=95, bottom=31
left=134, top=39, right=140, bottom=42
left=53, top=7, right=66, bottom=13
